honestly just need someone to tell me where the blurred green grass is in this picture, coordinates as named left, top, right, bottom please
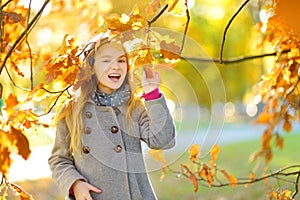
left=6, top=132, right=300, bottom=200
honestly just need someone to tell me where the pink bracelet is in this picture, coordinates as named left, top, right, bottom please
left=142, top=87, right=161, bottom=100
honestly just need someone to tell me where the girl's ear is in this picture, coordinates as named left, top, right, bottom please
left=87, top=57, right=95, bottom=67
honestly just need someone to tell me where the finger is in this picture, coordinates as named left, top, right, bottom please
left=88, top=184, right=102, bottom=193
left=143, top=66, right=154, bottom=78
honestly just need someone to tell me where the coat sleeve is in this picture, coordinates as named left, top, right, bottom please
left=138, top=93, right=176, bottom=149
left=48, top=119, right=87, bottom=197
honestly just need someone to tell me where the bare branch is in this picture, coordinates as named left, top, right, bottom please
left=182, top=50, right=290, bottom=64
left=148, top=4, right=169, bottom=24
left=220, top=0, right=251, bottom=64
left=179, top=1, right=190, bottom=55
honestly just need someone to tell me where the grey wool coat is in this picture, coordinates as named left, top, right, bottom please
left=48, top=94, right=176, bottom=200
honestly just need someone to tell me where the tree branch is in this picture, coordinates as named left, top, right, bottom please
left=0, top=0, right=50, bottom=75
left=148, top=4, right=169, bottom=24
left=220, top=0, right=251, bottom=64
left=179, top=1, right=190, bottom=55
left=182, top=50, right=290, bottom=64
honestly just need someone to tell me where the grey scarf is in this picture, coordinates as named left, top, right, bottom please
left=92, top=84, right=131, bottom=107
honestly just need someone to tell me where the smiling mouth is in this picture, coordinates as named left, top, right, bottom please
left=108, top=73, right=121, bottom=81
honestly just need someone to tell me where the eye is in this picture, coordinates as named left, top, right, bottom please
left=101, top=59, right=111, bottom=63
left=118, top=58, right=126, bottom=63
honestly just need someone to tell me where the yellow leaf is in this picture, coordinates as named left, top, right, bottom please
left=188, top=144, right=200, bottom=162
left=244, top=172, right=255, bottom=188
left=148, top=149, right=167, bottom=164
left=209, top=145, right=219, bottom=166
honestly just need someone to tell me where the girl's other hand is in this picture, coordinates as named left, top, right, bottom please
left=72, top=180, right=101, bottom=200
left=142, top=66, right=160, bottom=94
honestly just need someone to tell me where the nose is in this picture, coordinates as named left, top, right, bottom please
left=111, top=60, right=122, bottom=70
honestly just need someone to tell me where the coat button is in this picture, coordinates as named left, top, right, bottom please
left=85, top=111, right=92, bottom=118
left=114, top=145, right=122, bottom=153
left=84, top=127, right=92, bottom=134
left=111, top=126, right=119, bottom=134
left=82, top=146, right=90, bottom=154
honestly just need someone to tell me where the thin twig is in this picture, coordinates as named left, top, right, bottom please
left=1, top=0, right=13, bottom=9
left=0, top=0, right=50, bottom=75
left=292, top=172, right=300, bottom=199
left=220, top=0, right=251, bottom=64
left=182, top=50, right=290, bottom=64
left=179, top=1, right=190, bottom=55
left=148, top=4, right=169, bottom=24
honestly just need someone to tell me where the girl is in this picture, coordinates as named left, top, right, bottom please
left=48, top=35, right=176, bottom=200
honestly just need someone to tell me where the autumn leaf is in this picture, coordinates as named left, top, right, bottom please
left=160, top=40, right=181, bottom=61
left=9, top=183, right=33, bottom=200
left=275, top=134, right=284, bottom=149
left=182, top=164, right=198, bottom=192
left=4, top=93, right=19, bottom=120
left=255, top=112, right=274, bottom=124
left=10, top=126, right=31, bottom=160
left=0, top=131, right=13, bottom=176
left=209, top=145, right=219, bottom=167
left=282, top=119, right=292, bottom=132
left=133, top=48, right=155, bottom=67
left=148, top=149, right=167, bottom=164
left=145, top=0, right=161, bottom=16
left=244, top=172, right=255, bottom=188
left=220, top=169, right=237, bottom=187
left=198, top=163, right=214, bottom=187
left=189, top=144, right=200, bottom=162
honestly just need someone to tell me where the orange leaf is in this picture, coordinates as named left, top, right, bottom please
left=255, top=112, right=274, bottom=124
left=10, top=126, right=31, bottom=160
left=182, top=164, right=198, bottom=192
left=220, top=169, right=237, bottom=187
left=133, top=48, right=154, bottom=67
left=275, top=134, right=284, bottom=149
left=145, top=0, right=161, bottom=16
left=4, top=93, right=19, bottom=119
left=9, top=183, right=33, bottom=200
left=244, top=172, right=255, bottom=188
left=189, top=144, right=200, bottom=162
left=283, top=119, right=292, bottom=132
left=0, top=131, right=13, bottom=176
left=209, top=145, right=219, bottom=166
left=198, top=163, right=214, bottom=187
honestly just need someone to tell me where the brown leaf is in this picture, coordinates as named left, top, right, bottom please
left=182, top=164, right=198, bottom=192
left=145, top=0, right=161, bottom=16
left=160, top=40, right=181, bottom=61
left=10, top=126, right=31, bottom=160
left=275, top=134, right=284, bottom=149
left=0, top=131, right=13, bottom=176
left=198, top=163, right=214, bottom=187
left=283, top=119, right=292, bottom=132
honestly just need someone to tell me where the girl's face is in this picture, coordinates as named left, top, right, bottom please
left=93, top=42, right=127, bottom=94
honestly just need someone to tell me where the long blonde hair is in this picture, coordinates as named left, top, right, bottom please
left=56, top=37, right=142, bottom=153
